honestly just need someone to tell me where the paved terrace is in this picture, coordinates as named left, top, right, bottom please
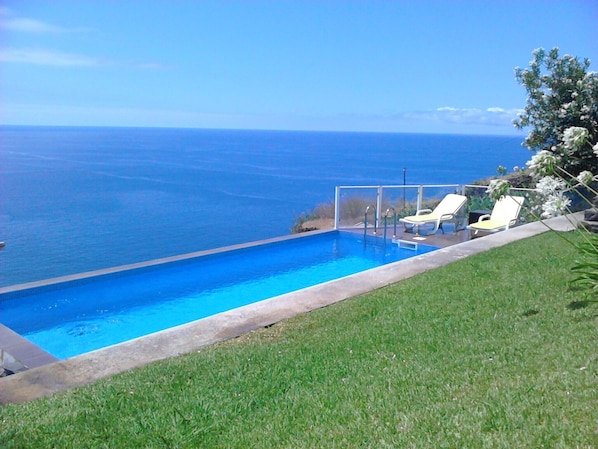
left=0, top=215, right=579, bottom=403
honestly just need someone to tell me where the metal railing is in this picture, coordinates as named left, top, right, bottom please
left=334, top=184, right=543, bottom=230
left=334, top=184, right=461, bottom=229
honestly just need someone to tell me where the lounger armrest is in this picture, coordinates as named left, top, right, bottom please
left=505, top=218, right=518, bottom=229
left=415, top=209, right=433, bottom=216
left=477, top=214, right=491, bottom=222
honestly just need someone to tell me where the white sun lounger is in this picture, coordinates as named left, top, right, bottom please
left=399, top=193, right=467, bottom=235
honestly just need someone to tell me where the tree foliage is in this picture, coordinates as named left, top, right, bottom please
left=514, top=47, right=598, bottom=175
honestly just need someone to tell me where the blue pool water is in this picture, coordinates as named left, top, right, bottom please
left=1, top=231, right=437, bottom=359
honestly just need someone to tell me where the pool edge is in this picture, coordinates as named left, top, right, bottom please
left=0, top=229, right=337, bottom=295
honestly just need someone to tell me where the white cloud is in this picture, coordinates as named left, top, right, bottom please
left=1, top=9, right=167, bottom=70
left=0, top=47, right=107, bottom=67
left=2, top=17, right=68, bottom=33
left=424, top=106, right=524, bottom=127
left=0, top=8, right=88, bottom=33
left=1, top=47, right=170, bottom=69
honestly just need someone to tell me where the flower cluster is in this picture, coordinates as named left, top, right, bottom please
left=563, top=126, right=589, bottom=150
left=530, top=126, right=597, bottom=218
left=541, top=192, right=572, bottom=219
left=525, top=150, right=560, bottom=177
left=486, top=178, right=510, bottom=199
left=536, top=176, right=566, bottom=195
left=577, top=170, right=595, bottom=186
left=532, top=175, right=572, bottom=218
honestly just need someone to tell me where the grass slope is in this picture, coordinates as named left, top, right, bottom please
left=1, top=232, right=597, bottom=448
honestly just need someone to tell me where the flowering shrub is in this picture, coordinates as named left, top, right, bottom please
left=491, top=124, right=598, bottom=296
left=491, top=48, right=598, bottom=297
left=525, top=150, right=560, bottom=178
left=491, top=124, right=597, bottom=216
left=514, top=48, right=598, bottom=175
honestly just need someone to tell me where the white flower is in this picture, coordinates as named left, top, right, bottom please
left=526, top=150, right=560, bottom=176
left=593, top=142, right=598, bottom=156
left=486, top=179, right=510, bottom=200
left=536, top=176, right=566, bottom=195
left=576, top=171, right=594, bottom=186
left=541, top=192, right=571, bottom=218
left=563, top=126, right=589, bottom=150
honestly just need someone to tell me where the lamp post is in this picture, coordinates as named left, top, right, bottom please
left=403, top=167, right=406, bottom=210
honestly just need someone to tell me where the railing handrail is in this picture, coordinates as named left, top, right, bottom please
left=337, top=183, right=460, bottom=189
left=463, top=184, right=539, bottom=193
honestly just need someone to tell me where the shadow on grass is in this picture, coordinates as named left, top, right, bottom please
left=566, top=299, right=597, bottom=310
left=523, top=299, right=597, bottom=315
left=521, top=309, right=539, bottom=317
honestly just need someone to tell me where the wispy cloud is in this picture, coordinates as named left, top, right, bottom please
left=0, top=8, right=88, bottom=33
left=2, top=17, right=69, bottom=33
left=1, top=9, right=168, bottom=69
left=404, top=106, right=523, bottom=128
left=0, top=48, right=108, bottom=67
left=1, top=47, right=173, bottom=69
left=326, top=106, right=526, bottom=134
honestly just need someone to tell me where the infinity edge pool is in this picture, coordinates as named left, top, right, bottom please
left=1, top=216, right=576, bottom=404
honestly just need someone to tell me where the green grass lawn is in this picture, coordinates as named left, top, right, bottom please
left=1, top=232, right=597, bottom=448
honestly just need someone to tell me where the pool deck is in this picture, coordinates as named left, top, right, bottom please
left=0, top=215, right=579, bottom=403
left=0, top=325, right=58, bottom=375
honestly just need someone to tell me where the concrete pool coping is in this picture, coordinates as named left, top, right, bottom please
left=0, top=215, right=579, bottom=403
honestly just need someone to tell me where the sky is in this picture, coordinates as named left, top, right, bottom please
left=1, top=0, right=596, bottom=135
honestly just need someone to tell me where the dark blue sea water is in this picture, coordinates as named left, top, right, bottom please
left=0, top=126, right=528, bottom=287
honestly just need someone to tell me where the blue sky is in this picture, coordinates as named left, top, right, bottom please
left=1, top=1, right=596, bottom=135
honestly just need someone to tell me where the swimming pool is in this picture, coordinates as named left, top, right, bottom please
left=1, top=231, right=438, bottom=359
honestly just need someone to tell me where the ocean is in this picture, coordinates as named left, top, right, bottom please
left=0, top=126, right=528, bottom=287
